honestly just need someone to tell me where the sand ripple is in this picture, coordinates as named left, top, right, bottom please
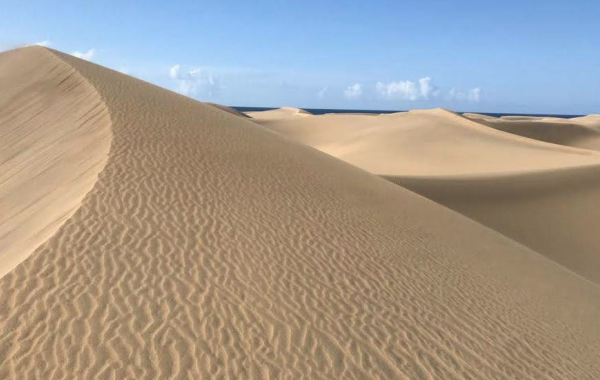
left=1, top=47, right=600, bottom=379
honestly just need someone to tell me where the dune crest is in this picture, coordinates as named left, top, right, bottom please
left=205, top=102, right=251, bottom=118
left=246, top=106, right=312, bottom=119
left=0, top=47, right=112, bottom=278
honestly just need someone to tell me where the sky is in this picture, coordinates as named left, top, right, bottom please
left=1, top=0, right=599, bottom=114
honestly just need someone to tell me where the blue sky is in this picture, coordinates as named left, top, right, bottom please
left=1, top=0, right=599, bottom=114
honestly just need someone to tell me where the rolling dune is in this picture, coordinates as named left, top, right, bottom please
left=2, top=47, right=600, bottom=379
left=251, top=108, right=600, bottom=176
left=251, top=108, right=600, bottom=285
left=463, top=112, right=600, bottom=151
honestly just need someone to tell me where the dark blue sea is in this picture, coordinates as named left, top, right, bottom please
left=233, top=106, right=582, bottom=119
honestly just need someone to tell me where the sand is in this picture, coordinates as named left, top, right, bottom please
left=251, top=109, right=600, bottom=284
left=1, top=47, right=600, bottom=379
left=463, top=112, right=600, bottom=151
left=0, top=47, right=112, bottom=278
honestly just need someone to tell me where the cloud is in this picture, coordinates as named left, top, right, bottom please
left=446, top=87, right=481, bottom=102
left=376, top=77, right=439, bottom=101
left=169, top=64, right=180, bottom=79
left=169, top=64, right=221, bottom=97
left=317, top=86, right=328, bottom=99
left=377, top=80, right=418, bottom=100
left=30, top=40, right=51, bottom=47
left=468, top=87, right=481, bottom=102
left=446, top=88, right=463, bottom=101
left=419, top=77, right=440, bottom=100
left=344, top=83, right=362, bottom=99
left=72, top=48, right=95, bottom=61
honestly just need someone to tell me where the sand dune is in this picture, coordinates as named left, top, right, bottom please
left=205, top=102, right=251, bottom=118
left=246, top=106, right=312, bottom=120
left=464, top=112, right=600, bottom=151
left=2, top=47, right=600, bottom=379
left=252, top=108, right=600, bottom=285
left=388, top=167, right=600, bottom=284
left=253, top=108, right=600, bottom=176
left=0, top=47, right=111, bottom=278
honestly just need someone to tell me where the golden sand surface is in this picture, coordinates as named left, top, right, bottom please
left=1, top=47, right=600, bottom=379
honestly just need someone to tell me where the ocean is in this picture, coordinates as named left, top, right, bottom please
left=233, top=106, right=582, bottom=119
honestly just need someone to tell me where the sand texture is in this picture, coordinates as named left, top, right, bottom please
left=2, top=47, right=600, bottom=379
left=252, top=108, right=600, bottom=285
left=0, top=47, right=112, bottom=278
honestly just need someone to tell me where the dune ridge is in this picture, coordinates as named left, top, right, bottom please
left=1, top=47, right=600, bottom=379
left=0, top=47, right=112, bottom=278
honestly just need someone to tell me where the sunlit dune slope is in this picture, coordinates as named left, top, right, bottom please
left=252, top=108, right=600, bottom=284
left=0, top=47, right=111, bottom=278
left=2, top=47, right=600, bottom=379
left=252, top=108, right=600, bottom=176
left=246, top=106, right=312, bottom=120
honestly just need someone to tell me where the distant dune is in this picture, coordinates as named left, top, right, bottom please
left=2, top=47, right=600, bottom=379
left=464, top=112, right=600, bottom=151
left=246, top=106, right=312, bottom=120
left=252, top=108, right=600, bottom=176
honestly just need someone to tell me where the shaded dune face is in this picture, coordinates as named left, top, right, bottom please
left=2, top=47, right=600, bottom=379
left=388, top=166, right=600, bottom=285
left=463, top=113, right=600, bottom=151
left=0, top=47, right=112, bottom=278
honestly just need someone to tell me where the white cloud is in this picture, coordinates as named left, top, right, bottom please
left=72, top=48, right=95, bottom=61
left=376, top=77, right=439, bottom=101
left=377, top=77, right=484, bottom=103
left=169, top=64, right=221, bottom=97
left=446, top=87, right=481, bottom=102
left=376, top=80, right=419, bottom=100
left=317, top=86, right=328, bottom=99
left=344, top=83, right=362, bottom=99
left=419, top=77, right=440, bottom=100
left=468, top=87, right=481, bottom=102
left=30, top=40, right=51, bottom=47
left=169, top=64, right=180, bottom=79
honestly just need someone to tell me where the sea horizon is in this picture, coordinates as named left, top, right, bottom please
left=233, top=106, right=585, bottom=119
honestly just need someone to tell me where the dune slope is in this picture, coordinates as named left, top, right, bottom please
left=252, top=108, right=600, bottom=176
left=252, top=108, right=600, bottom=285
left=0, top=47, right=111, bottom=278
left=463, top=113, right=600, bottom=151
left=205, top=102, right=251, bottom=118
left=388, top=165, right=600, bottom=285
left=1, top=48, right=600, bottom=379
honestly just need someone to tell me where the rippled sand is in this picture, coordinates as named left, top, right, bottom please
left=1, top=46, right=600, bottom=379
left=252, top=107, right=600, bottom=285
